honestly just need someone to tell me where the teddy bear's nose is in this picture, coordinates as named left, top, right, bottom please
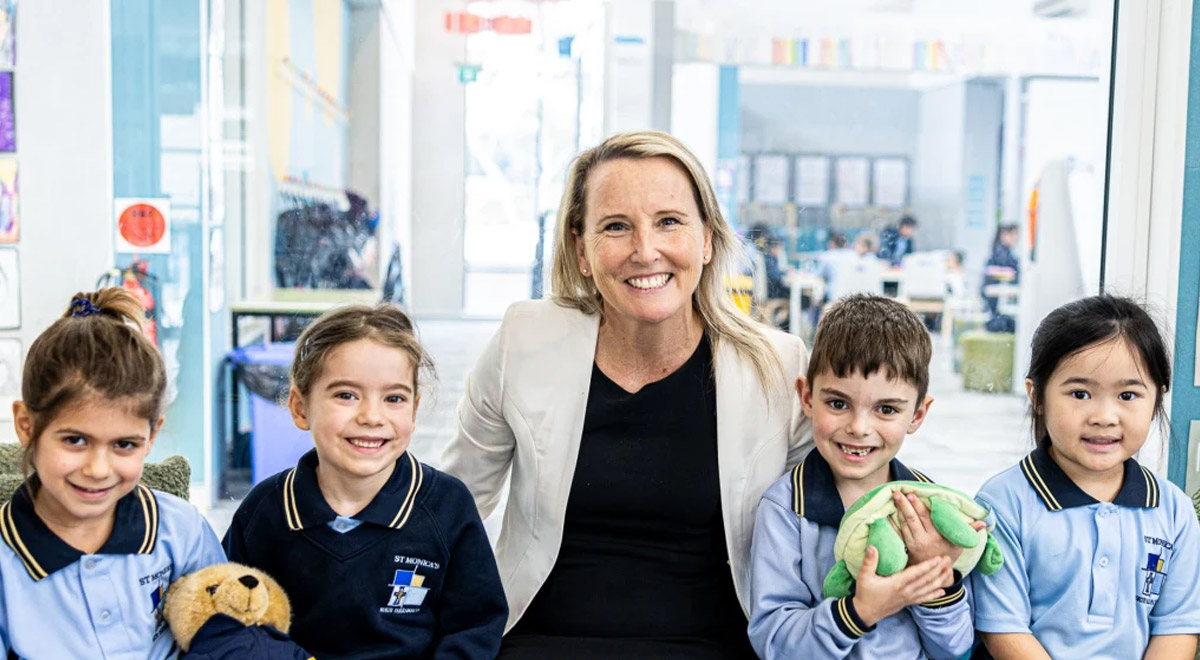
left=238, top=575, right=259, bottom=589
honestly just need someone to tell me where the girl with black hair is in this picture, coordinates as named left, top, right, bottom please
left=971, top=295, right=1200, bottom=659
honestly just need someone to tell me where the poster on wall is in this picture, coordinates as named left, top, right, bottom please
left=835, top=157, right=870, bottom=207
left=0, top=1, right=14, bottom=68
left=753, top=154, right=789, bottom=205
left=794, top=156, right=831, bottom=207
left=0, top=247, right=17, bottom=329
left=872, top=158, right=908, bottom=208
left=0, top=158, right=18, bottom=242
left=113, top=198, right=172, bottom=254
left=0, top=338, right=18, bottom=422
left=0, top=72, right=14, bottom=153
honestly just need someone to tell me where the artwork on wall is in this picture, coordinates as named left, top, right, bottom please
left=0, top=0, right=13, bottom=68
left=0, top=247, right=18, bottom=328
left=753, top=154, right=789, bottom=205
left=794, top=155, right=831, bottom=207
left=0, top=157, right=17, bottom=242
left=0, top=72, right=13, bottom=153
left=872, top=158, right=908, bottom=208
left=0, top=338, right=18, bottom=422
left=835, top=157, right=870, bottom=207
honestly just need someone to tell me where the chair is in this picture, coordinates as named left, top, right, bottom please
left=899, top=252, right=952, bottom=341
left=0, top=444, right=192, bottom=502
left=827, top=254, right=884, bottom=300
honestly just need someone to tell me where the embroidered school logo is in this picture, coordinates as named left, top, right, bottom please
left=387, top=566, right=430, bottom=609
left=1139, top=536, right=1173, bottom=604
left=150, top=582, right=167, bottom=631
left=150, top=583, right=164, bottom=616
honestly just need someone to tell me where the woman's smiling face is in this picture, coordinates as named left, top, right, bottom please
left=575, top=156, right=712, bottom=331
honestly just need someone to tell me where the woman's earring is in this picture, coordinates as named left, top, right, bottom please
left=581, top=268, right=589, bottom=275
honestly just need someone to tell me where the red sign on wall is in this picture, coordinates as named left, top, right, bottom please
left=114, top=198, right=171, bottom=254
left=444, top=12, right=532, bottom=35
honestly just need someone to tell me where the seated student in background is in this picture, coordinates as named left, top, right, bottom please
left=982, top=224, right=1019, bottom=333
left=877, top=215, right=918, bottom=266
left=972, top=296, right=1200, bottom=659
left=1, top=289, right=225, bottom=659
left=223, top=304, right=507, bottom=660
left=748, top=294, right=979, bottom=660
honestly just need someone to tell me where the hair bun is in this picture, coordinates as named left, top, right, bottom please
left=64, top=288, right=146, bottom=332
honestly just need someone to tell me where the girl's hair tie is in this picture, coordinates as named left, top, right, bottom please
left=69, top=298, right=103, bottom=318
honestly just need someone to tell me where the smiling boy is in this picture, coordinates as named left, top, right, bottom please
left=747, top=295, right=977, bottom=660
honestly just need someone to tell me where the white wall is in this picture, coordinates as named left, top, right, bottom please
left=411, top=0, right=466, bottom=315
left=1, top=3, right=114, bottom=442
left=911, top=82, right=966, bottom=251
left=959, top=79, right=1004, bottom=287
left=739, top=84, right=920, bottom=156
left=671, top=63, right=720, bottom=176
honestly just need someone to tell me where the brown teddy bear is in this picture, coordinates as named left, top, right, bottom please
left=163, top=562, right=314, bottom=659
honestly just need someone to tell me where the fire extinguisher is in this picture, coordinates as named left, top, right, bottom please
left=97, top=257, right=161, bottom=345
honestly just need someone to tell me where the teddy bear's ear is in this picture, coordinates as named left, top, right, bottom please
left=256, top=568, right=294, bottom=634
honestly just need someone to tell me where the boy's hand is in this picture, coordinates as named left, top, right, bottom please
left=894, top=491, right=986, bottom=582
left=851, top=547, right=952, bottom=628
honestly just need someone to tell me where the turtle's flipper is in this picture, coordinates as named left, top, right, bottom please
left=929, top=496, right=980, bottom=548
left=978, top=533, right=1004, bottom=575
left=868, top=517, right=908, bottom=576
left=823, top=560, right=854, bottom=599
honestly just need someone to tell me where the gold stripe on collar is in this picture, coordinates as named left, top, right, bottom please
left=791, top=461, right=805, bottom=516
left=1021, top=454, right=1062, bottom=511
left=388, top=453, right=424, bottom=530
left=135, top=485, right=158, bottom=554
left=0, top=501, right=47, bottom=581
left=1140, top=466, right=1159, bottom=508
left=910, top=469, right=932, bottom=484
left=283, top=468, right=303, bottom=531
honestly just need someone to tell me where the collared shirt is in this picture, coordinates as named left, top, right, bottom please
left=0, top=484, right=226, bottom=659
left=748, top=449, right=973, bottom=660
left=223, top=449, right=507, bottom=660
left=972, top=447, right=1200, bottom=659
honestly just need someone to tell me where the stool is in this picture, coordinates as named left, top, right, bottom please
left=961, top=330, right=1015, bottom=393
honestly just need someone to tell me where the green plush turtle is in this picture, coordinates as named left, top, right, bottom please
left=822, top=481, right=1004, bottom=599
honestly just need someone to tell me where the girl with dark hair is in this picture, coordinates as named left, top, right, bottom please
left=971, top=295, right=1200, bottom=659
left=1, top=288, right=225, bottom=658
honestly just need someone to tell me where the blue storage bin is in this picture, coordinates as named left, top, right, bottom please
left=228, top=342, right=312, bottom=484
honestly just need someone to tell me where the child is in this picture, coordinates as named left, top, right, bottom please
left=748, top=294, right=978, bottom=660
left=223, top=304, right=507, bottom=660
left=972, top=296, right=1200, bottom=659
left=0, top=289, right=225, bottom=658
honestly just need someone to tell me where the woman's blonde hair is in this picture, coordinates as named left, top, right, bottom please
left=550, top=130, right=784, bottom=390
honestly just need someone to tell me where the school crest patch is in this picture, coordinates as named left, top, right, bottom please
left=1138, top=535, right=1173, bottom=604
left=386, top=566, right=430, bottom=610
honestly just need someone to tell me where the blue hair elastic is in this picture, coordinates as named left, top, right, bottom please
left=69, top=298, right=103, bottom=318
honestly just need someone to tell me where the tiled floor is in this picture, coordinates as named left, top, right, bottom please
left=207, top=319, right=1031, bottom=536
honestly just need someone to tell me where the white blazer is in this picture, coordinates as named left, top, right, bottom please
left=441, top=299, right=812, bottom=631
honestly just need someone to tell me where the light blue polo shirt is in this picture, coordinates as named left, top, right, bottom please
left=0, top=483, right=226, bottom=659
left=972, top=447, right=1200, bottom=659
left=748, top=449, right=974, bottom=660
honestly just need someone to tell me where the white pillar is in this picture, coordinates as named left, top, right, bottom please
left=411, top=0, right=466, bottom=315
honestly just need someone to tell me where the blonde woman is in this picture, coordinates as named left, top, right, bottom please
left=442, top=131, right=812, bottom=659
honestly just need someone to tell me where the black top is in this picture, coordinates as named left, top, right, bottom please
left=506, top=337, right=755, bottom=658
left=223, top=450, right=507, bottom=660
